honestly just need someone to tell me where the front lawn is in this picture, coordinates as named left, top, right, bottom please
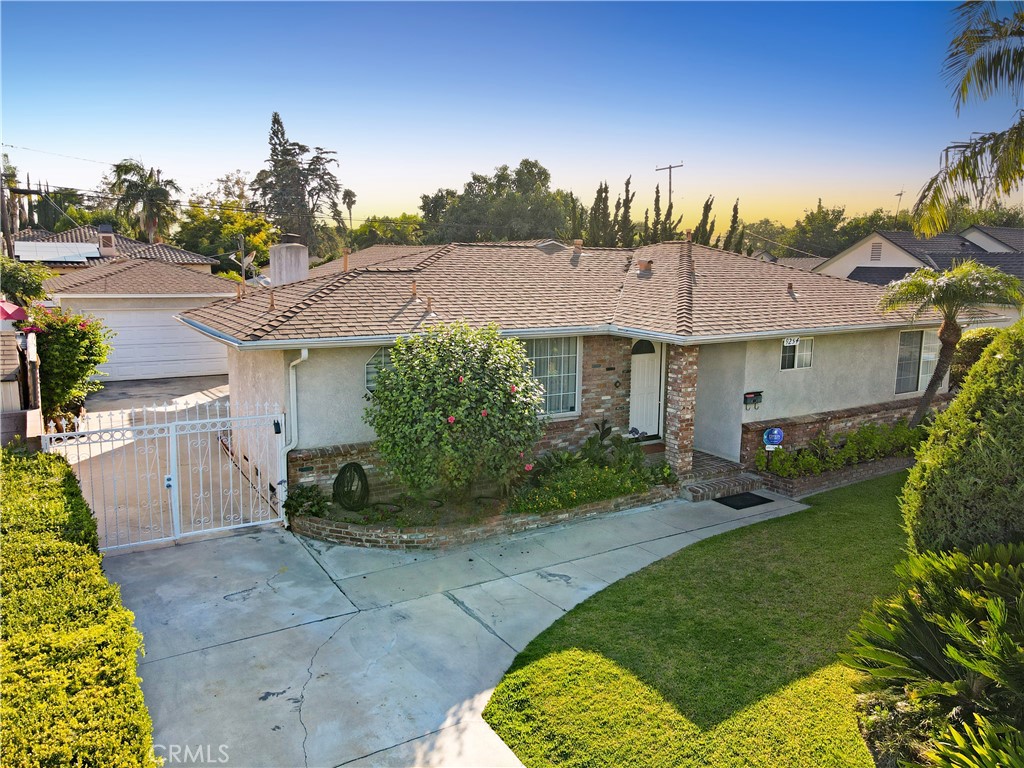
left=483, top=473, right=908, bottom=767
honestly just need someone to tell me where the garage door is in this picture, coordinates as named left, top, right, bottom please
left=85, top=307, right=228, bottom=381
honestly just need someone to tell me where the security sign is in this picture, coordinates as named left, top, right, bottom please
left=763, top=427, right=784, bottom=451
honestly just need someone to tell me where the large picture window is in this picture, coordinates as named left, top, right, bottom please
left=895, top=330, right=940, bottom=394
left=524, top=336, right=579, bottom=415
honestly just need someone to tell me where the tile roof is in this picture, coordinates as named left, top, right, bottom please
left=772, top=256, right=828, bottom=270
left=847, top=266, right=917, bottom=286
left=13, top=228, right=55, bottom=242
left=17, top=225, right=217, bottom=266
left=877, top=230, right=984, bottom=265
left=181, top=241, right=927, bottom=346
left=308, top=245, right=444, bottom=277
left=929, top=252, right=1024, bottom=280
left=44, top=259, right=239, bottom=296
left=968, top=226, right=1024, bottom=252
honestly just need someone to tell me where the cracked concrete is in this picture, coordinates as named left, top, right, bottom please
left=105, top=491, right=806, bottom=767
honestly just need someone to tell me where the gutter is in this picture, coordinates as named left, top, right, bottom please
left=279, top=348, right=309, bottom=506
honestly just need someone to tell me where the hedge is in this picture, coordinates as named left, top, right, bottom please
left=901, top=321, right=1024, bottom=553
left=0, top=449, right=156, bottom=768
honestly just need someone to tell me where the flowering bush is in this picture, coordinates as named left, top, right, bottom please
left=364, top=321, right=543, bottom=495
left=20, top=306, right=113, bottom=420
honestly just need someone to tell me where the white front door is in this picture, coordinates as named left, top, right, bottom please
left=629, top=340, right=663, bottom=438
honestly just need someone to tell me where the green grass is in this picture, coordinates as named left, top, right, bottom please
left=483, top=473, right=909, bottom=767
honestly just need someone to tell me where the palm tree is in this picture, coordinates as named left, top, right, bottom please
left=341, top=188, right=356, bottom=231
left=111, top=159, right=182, bottom=243
left=878, top=260, right=1023, bottom=426
left=914, top=1, right=1024, bottom=236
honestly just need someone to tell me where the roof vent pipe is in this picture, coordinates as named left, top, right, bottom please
left=426, top=296, right=433, bottom=312
left=411, top=280, right=417, bottom=298
left=686, top=229, right=693, bottom=242
left=573, top=239, right=583, bottom=255
left=342, top=247, right=350, bottom=272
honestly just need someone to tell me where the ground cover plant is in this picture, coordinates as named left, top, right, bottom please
left=0, top=448, right=156, bottom=767
left=755, top=419, right=925, bottom=479
left=483, top=473, right=908, bottom=767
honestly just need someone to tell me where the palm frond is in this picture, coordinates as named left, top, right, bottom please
left=946, top=1, right=1024, bottom=112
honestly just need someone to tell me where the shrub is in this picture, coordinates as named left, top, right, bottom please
left=365, top=322, right=543, bottom=495
left=508, top=464, right=650, bottom=516
left=0, top=448, right=156, bottom=768
left=0, top=255, right=52, bottom=306
left=901, top=321, right=1024, bottom=553
left=283, top=483, right=329, bottom=519
left=949, top=326, right=1000, bottom=390
left=842, top=543, right=1024, bottom=740
left=923, top=715, right=1024, bottom=768
left=20, top=305, right=113, bottom=421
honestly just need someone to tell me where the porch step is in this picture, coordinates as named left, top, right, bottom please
left=684, top=473, right=764, bottom=503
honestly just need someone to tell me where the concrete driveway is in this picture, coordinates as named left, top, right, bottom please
left=105, top=492, right=806, bottom=767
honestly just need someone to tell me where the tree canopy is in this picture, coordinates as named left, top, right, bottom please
left=110, top=159, right=182, bottom=244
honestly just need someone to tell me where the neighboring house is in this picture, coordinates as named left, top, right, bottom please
left=14, top=225, right=218, bottom=274
left=44, top=260, right=237, bottom=380
left=813, top=228, right=1023, bottom=325
left=178, top=238, right=951, bottom=499
left=0, top=330, right=42, bottom=448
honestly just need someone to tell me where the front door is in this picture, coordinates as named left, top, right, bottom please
left=629, top=340, right=663, bottom=438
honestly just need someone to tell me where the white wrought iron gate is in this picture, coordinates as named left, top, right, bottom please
left=43, top=402, right=286, bottom=551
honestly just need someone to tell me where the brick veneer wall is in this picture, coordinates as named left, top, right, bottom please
left=663, top=344, right=699, bottom=476
left=289, top=484, right=679, bottom=550
left=757, top=456, right=914, bottom=498
left=738, top=394, right=953, bottom=469
left=289, top=335, right=636, bottom=498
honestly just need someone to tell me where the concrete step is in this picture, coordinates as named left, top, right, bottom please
left=684, top=473, right=764, bottom=502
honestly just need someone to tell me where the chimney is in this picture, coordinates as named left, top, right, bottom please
left=573, top=239, right=584, bottom=255
left=268, top=234, right=309, bottom=286
left=97, top=224, right=117, bottom=257
left=685, top=229, right=693, bottom=243
left=637, top=259, right=654, bottom=273
left=342, top=247, right=350, bottom=272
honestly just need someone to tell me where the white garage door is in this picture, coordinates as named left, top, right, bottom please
left=85, top=307, right=228, bottom=381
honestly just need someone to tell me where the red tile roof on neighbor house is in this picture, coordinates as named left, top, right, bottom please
left=15, top=225, right=218, bottom=266
left=44, top=259, right=238, bottom=296
left=180, top=240, right=930, bottom=347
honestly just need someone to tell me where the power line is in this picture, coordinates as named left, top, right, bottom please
left=2, top=143, right=114, bottom=166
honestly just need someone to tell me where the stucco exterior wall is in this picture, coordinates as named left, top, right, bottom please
left=740, top=329, right=931, bottom=424
left=693, top=342, right=746, bottom=462
left=226, top=347, right=290, bottom=492
left=815, top=237, right=922, bottom=278
left=294, top=346, right=379, bottom=449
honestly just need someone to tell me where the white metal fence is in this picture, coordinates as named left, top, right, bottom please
left=43, top=401, right=286, bottom=551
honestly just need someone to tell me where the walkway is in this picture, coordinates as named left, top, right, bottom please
left=105, top=491, right=806, bottom=767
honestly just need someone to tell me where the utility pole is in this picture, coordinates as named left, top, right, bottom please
left=656, top=161, right=684, bottom=208
left=893, top=187, right=905, bottom=227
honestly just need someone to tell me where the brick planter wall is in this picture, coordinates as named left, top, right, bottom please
left=288, top=484, right=679, bottom=550
left=757, top=455, right=914, bottom=498
left=739, top=394, right=952, bottom=469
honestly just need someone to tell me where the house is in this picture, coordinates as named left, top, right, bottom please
left=14, top=225, right=219, bottom=274
left=812, top=228, right=1024, bottom=325
left=177, top=237, right=953, bottom=500
left=44, top=260, right=238, bottom=380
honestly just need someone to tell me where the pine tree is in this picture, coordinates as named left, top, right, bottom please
left=693, top=195, right=716, bottom=245
left=651, top=185, right=663, bottom=244
left=722, top=199, right=741, bottom=252
left=618, top=176, right=636, bottom=247
left=641, top=209, right=651, bottom=245
left=587, top=182, right=615, bottom=247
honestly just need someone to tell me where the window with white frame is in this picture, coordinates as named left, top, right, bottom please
left=364, top=347, right=393, bottom=393
left=895, top=330, right=940, bottom=394
left=524, top=337, right=579, bottom=415
left=781, top=337, right=813, bottom=370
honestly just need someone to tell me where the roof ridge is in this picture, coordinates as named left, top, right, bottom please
left=53, top=258, right=140, bottom=290
left=676, top=242, right=694, bottom=335
left=244, top=270, right=365, bottom=341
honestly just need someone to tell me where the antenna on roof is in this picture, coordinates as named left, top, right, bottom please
left=893, top=187, right=905, bottom=227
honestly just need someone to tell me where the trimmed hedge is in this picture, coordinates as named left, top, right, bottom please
left=1, top=449, right=156, bottom=768
left=949, top=326, right=1000, bottom=390
left=902, top=321, right=1024, bottom=553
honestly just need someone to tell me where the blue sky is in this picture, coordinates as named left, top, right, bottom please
left=3, top=2, right=1020, bottom=227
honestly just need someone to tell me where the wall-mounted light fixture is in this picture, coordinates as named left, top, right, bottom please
left=743, top=391, right=763, bottom=410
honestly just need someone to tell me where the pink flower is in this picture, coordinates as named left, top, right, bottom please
left=524, top=464, right=534, bottom=471
left=447, top=415, right=456, bottom=424
left=22, top=325, right=42, bottom=334
left=78, top=322, right=90, bottom=330
left=481, top=409, right=488, bottom=417
left=458, top=376, right=464, bottom=383
left=510, top=385, right=517, bottom=393
left=519, top=452, right=524, bottom=458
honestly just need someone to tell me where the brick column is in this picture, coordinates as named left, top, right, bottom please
left=663, top=344, right=698, bottom=475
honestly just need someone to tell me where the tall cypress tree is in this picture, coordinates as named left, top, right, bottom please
left=618, top=176, right=636, bottom=247
left=722, top=198, right=741, bottom=252
left=651, top=185, right=663, bottom=244
left=692, top=195, right=716, bottom=245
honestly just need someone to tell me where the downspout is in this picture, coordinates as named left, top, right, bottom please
left=279, top=348, right=309, bottom=507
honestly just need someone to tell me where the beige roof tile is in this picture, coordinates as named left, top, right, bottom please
left=181, top=241, right=926, bottom=345
left=44, top=259, right=238, bottom=296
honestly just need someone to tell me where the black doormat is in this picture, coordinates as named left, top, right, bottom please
left=715, top=492, right=773, bottom=510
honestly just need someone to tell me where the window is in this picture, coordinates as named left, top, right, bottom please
left=896, top=330, right=940, bottom=394
left=364, top=347, right=392, bottom=393
left=524, top=336, right=579, bottom=415
left=781, top=337, right=813, bottom=370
